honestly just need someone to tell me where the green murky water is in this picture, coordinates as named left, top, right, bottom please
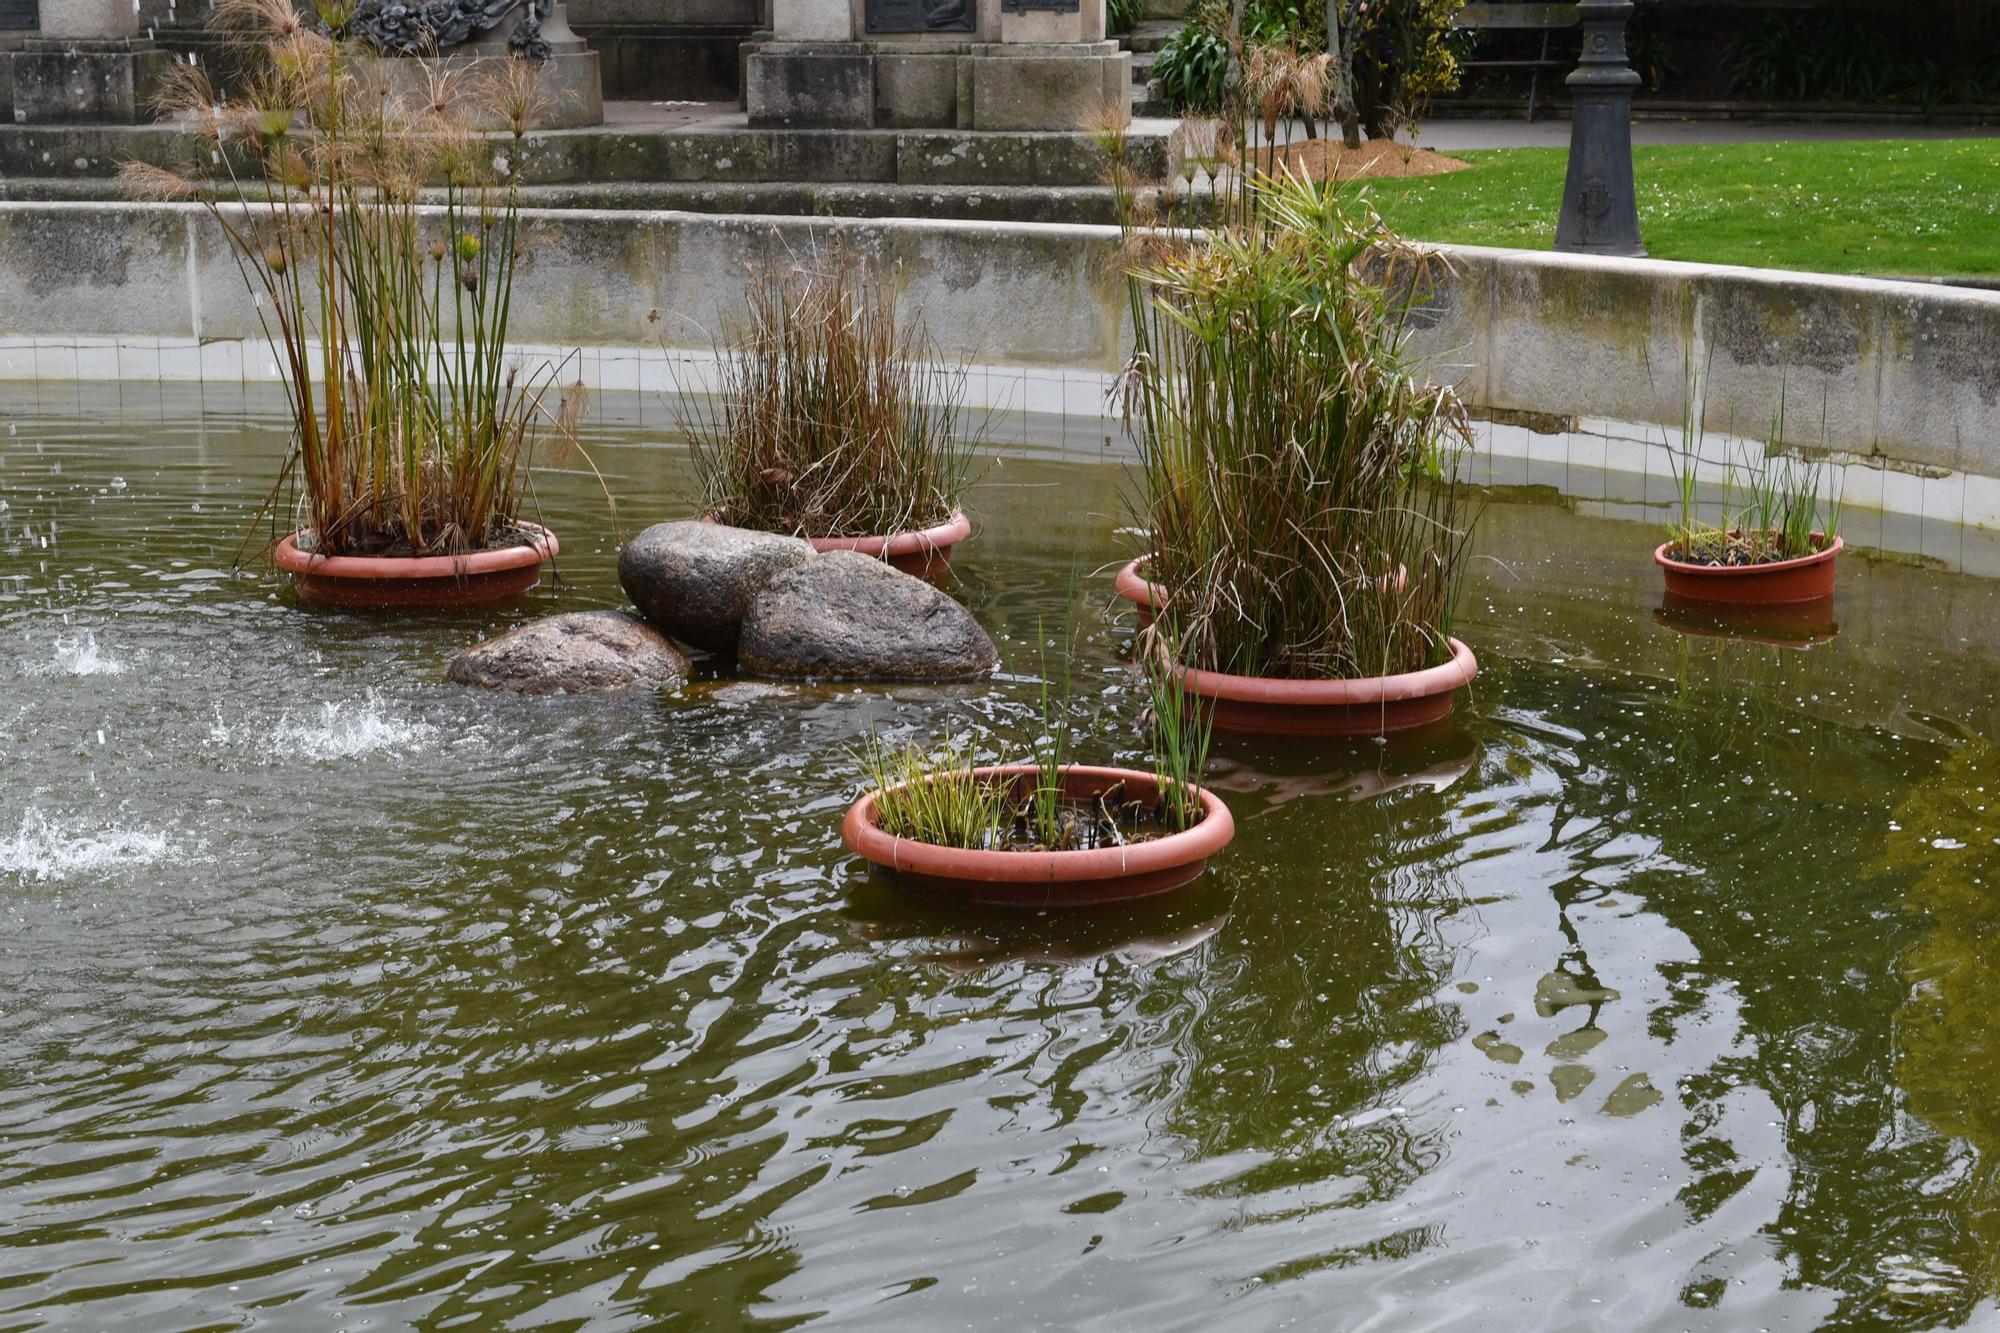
left=6, top=383, right=2000, bottom=1330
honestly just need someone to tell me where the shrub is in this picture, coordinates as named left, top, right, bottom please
left=1107, top=0, right=1146, bottom=36
left=1153, top=22, right=1233, bottom=114
left=1163, top=0, right=1466, bottom=140
left=1722, top=8, right=1996, bottom=108
left=1340, top=0, right=1466, bottom=138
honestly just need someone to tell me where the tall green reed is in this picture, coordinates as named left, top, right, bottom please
left=857, top=733, right=1007, bottom=851
left=1030, top=619, right=1075, bottom=850
left=1115, top=163, right=1476, bottom=681
left=1660, top=375, right=1842, bottom=565
left=1144, top=620, right=1214, bottom=832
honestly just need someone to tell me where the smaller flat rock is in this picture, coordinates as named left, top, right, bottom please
left=738, top=551, right=997, bottom=682
left=447, top=611, right=690, bottom=695
left=619, top=520, right=814, bottom=655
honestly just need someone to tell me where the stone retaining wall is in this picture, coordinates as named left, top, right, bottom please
left=0, top=200, right=1994, bottom=484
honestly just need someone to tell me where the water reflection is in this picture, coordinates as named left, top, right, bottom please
left=1654, top=592, right=1840, bottom=649
left=843, top=876, right=1234, bottom=971
left=1202, top=727, right=1481, bottom=809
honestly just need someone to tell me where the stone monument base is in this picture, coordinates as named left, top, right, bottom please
left=13, top=37, right=171, bottom=124
left=356, top=46, right=606, bottom=130
left=746, top=40, right=1130, bottom=132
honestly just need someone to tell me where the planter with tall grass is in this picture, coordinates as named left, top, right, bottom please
left=1115, top=155, right=1481, bottom=737
left=1113, top=556, right=1164, bottom=627
left=122, top=0, right=592, bottom=607
left=1654, top=401, right=1844, bottom=608
left=681, top=249, right=973, bottom=582
left=842, top=762, right=1234, bottom=907
left=841, top=651, right=1230, bottom=907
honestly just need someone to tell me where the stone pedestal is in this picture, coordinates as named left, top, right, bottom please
left=745, top=42, right=874, bottom=126
left=963, top=40, right=1126, bottom=130
left=569, top=0, right=760, bottom=102
left=744, top=0, right=1129, bottom=130
left=12, top=0, right=169, bottom=124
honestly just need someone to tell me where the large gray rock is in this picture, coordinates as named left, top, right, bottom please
left=739, top=551, right=998, bottom=681
left=618, top=520, right=814, bottom=655
left=447, top=611, right=690, bottom=695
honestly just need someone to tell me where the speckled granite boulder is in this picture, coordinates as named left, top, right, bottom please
left=738, top=551, right=997, bottom=681
left=447, top=612, right=689, bottom=695
left=618, top=520, right=814, bottom=655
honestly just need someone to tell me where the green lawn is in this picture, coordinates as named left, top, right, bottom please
left=1364, top=139, right=2000, bottom=278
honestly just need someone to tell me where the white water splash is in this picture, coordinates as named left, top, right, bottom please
left=27, top=631, right=127, bottom=678
left=0, top=810, right=172, bottom=883
left=211, top=690, right=441, bottom=762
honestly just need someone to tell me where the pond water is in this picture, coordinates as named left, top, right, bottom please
left=6, top=384, right=2000, bottom=1331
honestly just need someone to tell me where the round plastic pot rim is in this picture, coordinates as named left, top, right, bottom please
left=842, top=763, right=1234, bottom=885
left=806, top=509, right=971, bottom=558
left=1652, top=533, right=1843, bottom=578
left=275, top=523, right=558, bottom=580
left=1114, top=556, right=1162, bottom=610
left=1120, top=559, right=1409, bottom=616
left=699, top=510, right=969, bottom=557
left=1173, top=637, right=1478, bottom=705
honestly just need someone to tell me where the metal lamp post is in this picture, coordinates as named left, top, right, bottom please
left=1554, top=0, right=1644, bottom=256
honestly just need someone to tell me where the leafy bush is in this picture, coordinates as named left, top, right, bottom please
left=1725, top=8, right=1996, bottom=108
left=1164, top=0, right=1465, bottom=138
left=1153, top=22, right=1233, bottom=114
left=1106, top=0, right=1145, bottom=36
left=1625, top=0, right=1680, bottom=94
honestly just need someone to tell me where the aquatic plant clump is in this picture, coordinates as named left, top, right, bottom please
left=856, top=738, right=1209, bottom=854
left=118, top=0, right=591, bottom=560
left=1119, top=170, right=1477, bottom=683
left=680, top=248, right=972, bottom=542
left=1662, top=394, right=1843, bottom=567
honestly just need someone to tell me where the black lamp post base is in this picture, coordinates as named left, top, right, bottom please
left=1553, top=0, right=1645, bottom=258
left=1554, top=97, right=1647, bottom=258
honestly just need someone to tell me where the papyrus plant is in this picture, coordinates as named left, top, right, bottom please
left=121, top=0, right=589, bottom=559
left=1118, top=169, right=1477, bottom=682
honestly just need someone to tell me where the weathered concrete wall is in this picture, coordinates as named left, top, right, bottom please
left=1404, top=245, right=2000, bottom=476
left=0, top=201, right=1995, bottom=480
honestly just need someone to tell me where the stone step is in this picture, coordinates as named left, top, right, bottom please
left=0, top=175, right=1170, bottom=227
left=1135, top=79, right=1174, bottom=120
left=1121, top=18, right=1181, bottom=53
left=0, top=118, right=1171, bottom=191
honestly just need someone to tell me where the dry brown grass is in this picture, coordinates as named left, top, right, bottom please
left=679, top=244, right=971, bottom=541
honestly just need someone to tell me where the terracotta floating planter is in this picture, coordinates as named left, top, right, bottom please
left=1173, top=637, right=1479, bottom=737
left=1113, top=557, right=1163, bottom=627
left=842, top=763, right=1235, bottom=909
left=1653, top=534, right=1841, bottom=606
left=275, top=524, right=558, bottom=607
left=810, top=509, right=971, bottom=580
